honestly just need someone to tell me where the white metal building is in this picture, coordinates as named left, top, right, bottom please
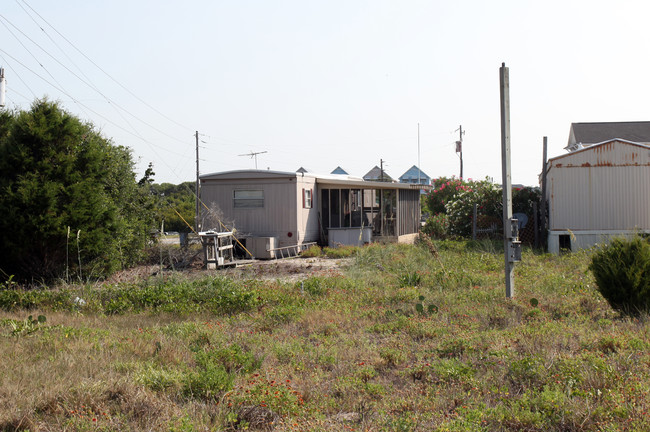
left=200, top=170, right=425, bottom=258
left=545, top=139, right=650, bottom=253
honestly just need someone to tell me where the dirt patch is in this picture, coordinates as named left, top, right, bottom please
left=104, top=255, right=353, bottom=285
left=220, top=256, right=353, bottom=282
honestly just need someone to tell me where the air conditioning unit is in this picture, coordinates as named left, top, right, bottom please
left=246, top=237, right=278, bottom=259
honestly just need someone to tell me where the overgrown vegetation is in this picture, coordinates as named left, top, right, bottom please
left=422, top=176, right=541, bottom=239
left=0, top=100, right=155, bottom=281
left=589, top=236, right=650, bottom=315
left=1, top=241, right=649, bottom=431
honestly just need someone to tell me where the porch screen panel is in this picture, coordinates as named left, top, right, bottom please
left=321, top=189, right=330, bottom=232
left=330, top=189, right=340, bottom=228
left=398, top=189, right=420, bottom=235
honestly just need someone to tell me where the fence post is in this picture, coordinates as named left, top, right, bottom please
left=472, top=203, right=478, bottom=241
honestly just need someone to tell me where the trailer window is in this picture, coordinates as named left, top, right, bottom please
left=234, top=190, right=264, bottom=208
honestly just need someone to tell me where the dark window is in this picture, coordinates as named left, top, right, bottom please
left=234, top=190, right=264, bottom=208
left=559, top=234, right=571, bottom=252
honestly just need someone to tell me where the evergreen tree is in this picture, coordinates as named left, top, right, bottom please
left=0, top=100, right=155, bottom=280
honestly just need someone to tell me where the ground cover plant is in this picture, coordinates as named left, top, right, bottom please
left=1, top=241, right=649, bottom=431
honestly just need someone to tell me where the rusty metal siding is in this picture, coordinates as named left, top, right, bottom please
left=547, top=140, right=650, bottom=231
left=200, top=178, right=298, bottom=246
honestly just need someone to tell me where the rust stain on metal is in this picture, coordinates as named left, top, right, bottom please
left=561, top=162, right=650, bottom=168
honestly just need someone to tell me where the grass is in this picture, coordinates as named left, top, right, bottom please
left=0, top=241, right=649, bottom=431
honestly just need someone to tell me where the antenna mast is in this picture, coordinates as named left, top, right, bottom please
left=238, top=151, right=268, bottom=169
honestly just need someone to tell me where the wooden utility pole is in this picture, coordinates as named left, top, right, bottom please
left=380, top=159, right=385, bottom=182
left=500, top=63, right=518, bottom=299
left=540, top=136, right=548, bottom=249
left=195, top=131, right=200, bottom=233
left=456, top=125, right=464, bottom=179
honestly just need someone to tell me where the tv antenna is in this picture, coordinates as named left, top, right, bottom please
left=238, top=151, right=268, bottom=169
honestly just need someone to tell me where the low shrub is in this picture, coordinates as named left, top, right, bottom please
left=300, top=245, right=322, bottom=258
left=421, top=213, right=449, bottom=239
left=589, top=236, right=650, bottom=315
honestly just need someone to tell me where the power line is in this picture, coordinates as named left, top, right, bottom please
left=0, top=53, right=37, bottom=99
left=19, top=0, right=195, bottom=133
left=0, top=48, right=191, bottom=161
left=0, top=14, right=191, bottom=147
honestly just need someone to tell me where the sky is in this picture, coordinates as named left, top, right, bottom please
left=2, top=0, right=650, bottom=186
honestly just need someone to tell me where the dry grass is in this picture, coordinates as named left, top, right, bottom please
left=0, top=241, right=649, bottom=431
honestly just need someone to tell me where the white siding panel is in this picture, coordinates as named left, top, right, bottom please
left=201, top=178, right=298, bottom=246
left=296, top=176, right=319, bottom=243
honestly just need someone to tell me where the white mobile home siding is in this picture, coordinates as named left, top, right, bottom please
left=200, top=176, right=298, bottom=247
left=547, top=140, right=650, bottom=231
left=295, top=175, right=319, bottom=244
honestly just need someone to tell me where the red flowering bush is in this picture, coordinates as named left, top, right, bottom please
left=424, top=177, right=473, bottom=216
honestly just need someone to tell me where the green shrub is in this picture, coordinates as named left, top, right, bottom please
left=0, top=100, right=155, bottom=281
left=589, top=236, right=650, bottom=315
left=421, top=213, right=449, bottom=239
left=300, top=245, right=322, bottom=258
left=182, top=364, right=234, bottom=400
left=446, top=180, right=501, bottom=237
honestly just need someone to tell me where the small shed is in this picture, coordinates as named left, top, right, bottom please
left=199, top=170, right=425, bottom=256
left=545, top=139, right=650, bottom=253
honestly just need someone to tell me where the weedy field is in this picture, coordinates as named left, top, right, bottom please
left=0, top=241, right=649, bottom=431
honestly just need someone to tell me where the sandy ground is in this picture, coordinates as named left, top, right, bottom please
left=105, top=253, right=353, bottom=285
left=219, top=256, right=352, bottom=282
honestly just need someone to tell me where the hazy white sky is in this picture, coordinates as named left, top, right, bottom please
left=2, top=0, right=650, bottom=185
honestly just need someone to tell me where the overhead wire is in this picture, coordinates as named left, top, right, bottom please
left=8, top=1, right=259, bottom=183
left=3, top=3, right=245, bottom=242
left=0, top=16, right=97, bottom=121
left=0, top=13, right=191, bottom=147
left=0, top=48, right=191, bottom=162
left=0, top=53, right=37, bottom=99
left=19, top=0, right=195, bottom=134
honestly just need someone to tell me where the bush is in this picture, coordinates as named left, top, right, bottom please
left=0, top=100, right=155, bottom=280
left=423, top=177, right=473, bottom=216
left=422, top=213, right=449, bottom=239
left=300, top=245, right=322, bottom=258
left=446, top=179, right=502, bottom=237
left=589, top=237, right=650, bottom=315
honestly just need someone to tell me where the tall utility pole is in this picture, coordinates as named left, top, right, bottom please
left=380, top=159, right=385, bottom=182
left=195, top=131, right=200, bottom=233
left=455, top=125, right=464, bottom=179
left=540, top=136, right=548, bottom=249
left=500, top=63, right=520, bottom=299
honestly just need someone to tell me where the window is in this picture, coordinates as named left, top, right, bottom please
left=234, top=190, right=264, bottom=208
left=302, top=188, right=313, bottom=209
